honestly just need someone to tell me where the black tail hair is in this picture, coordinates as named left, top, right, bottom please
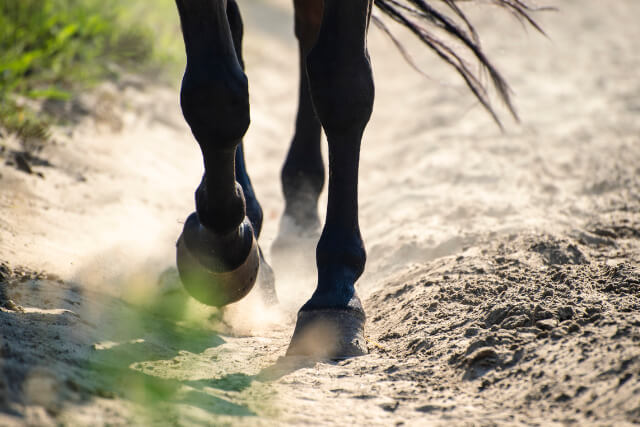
left=372, top=0, right=552, bottom=128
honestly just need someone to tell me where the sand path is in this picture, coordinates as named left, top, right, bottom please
left=1, top=0, right=639, bottom=425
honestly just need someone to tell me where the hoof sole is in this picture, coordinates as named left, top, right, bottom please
left=176, top=233, right=259, bottom=307
left=286, top=309, right=368, bottom=359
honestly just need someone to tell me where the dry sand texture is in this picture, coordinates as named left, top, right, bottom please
left=1, top=0, right=639, bottom=425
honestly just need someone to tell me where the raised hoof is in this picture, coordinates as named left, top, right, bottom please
left=176, top=231, right=259, bottom=307
left=286, top=309, right=368, bottom=359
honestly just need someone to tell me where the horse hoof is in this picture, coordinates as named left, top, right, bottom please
left=176, top=228, right=259, bottom=307
left=286, top=309, right=368, bottom=359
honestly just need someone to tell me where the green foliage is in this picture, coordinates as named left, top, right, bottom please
left=0, top=0, right=182, bottom=145
left=0, top=99, right=51, bottom=143
left=1, top=0, right=152, bottom=96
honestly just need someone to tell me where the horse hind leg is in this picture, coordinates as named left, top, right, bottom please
left=228, top=0, right=277, bottom=304
left=269, top=0, right=325, bottom=301
left=235, top=143, right=277, bottom=305
left=286, top=0, right=374, bottom=358
left=278, top=0, right=325, bottom=234
left=175, top=0, right=261, bottom=307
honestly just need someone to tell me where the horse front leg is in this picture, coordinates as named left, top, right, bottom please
left=175, top=0, right=259, bottom=307
left=287, top=0, right=374, bottom=358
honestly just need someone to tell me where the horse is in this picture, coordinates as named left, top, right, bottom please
left=173, top=0, right=543, bottom=359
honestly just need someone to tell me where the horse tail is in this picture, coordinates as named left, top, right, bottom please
left=372, top=0, right=551, bottom=128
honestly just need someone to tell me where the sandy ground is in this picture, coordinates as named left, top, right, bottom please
left=1, top=0, right=639, bottom=425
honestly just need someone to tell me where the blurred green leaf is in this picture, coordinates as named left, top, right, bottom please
left=27, top=87, right=71, bottom=101
left=54, top=23, right=78, bottom=46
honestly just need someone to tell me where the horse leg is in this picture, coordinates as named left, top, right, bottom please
left=174, top=0, right=260, bottom=307
left=278, top=0, right=325, bottom=233
left=287, top=0, right=374, bottom=358
left=270, top=0, right=324, bottom=292
left=235, top=143, right=277, bottom=304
